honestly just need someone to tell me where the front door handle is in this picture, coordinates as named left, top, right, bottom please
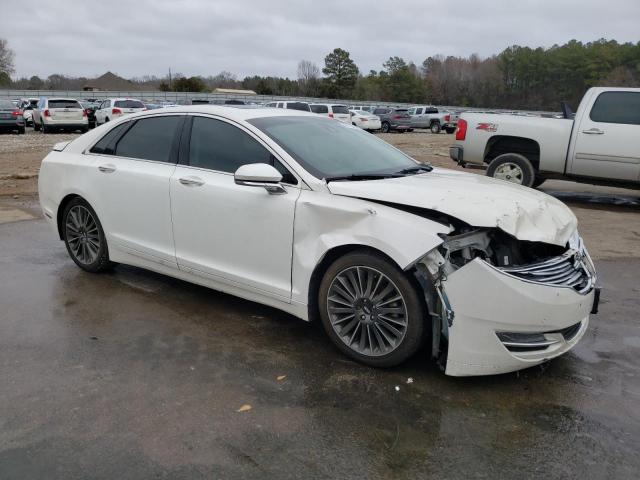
left=179, top=176, right=205, bottom=187
left=98, top=164, right=116, bottom=173
left=582, top=128, right=604, bottom=135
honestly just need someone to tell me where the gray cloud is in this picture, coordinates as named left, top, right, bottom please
left=3, top=0, right=639, bottom=79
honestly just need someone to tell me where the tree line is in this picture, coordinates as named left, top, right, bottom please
left=2, top=38, right=639, bottom=110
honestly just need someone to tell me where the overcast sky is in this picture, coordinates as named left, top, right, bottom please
left=3, top=0, right=639, bottom=80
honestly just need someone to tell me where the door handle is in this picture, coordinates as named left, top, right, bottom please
left=179, top=176, right=205, bottom=187
left=98, top=164, right=116, bottom=173
left=582, top=128, right=604, bottom=135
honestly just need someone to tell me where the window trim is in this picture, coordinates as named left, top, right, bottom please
left=589, top=91, right=640, bottom=126
left=179, top=113, right=301, bottom=186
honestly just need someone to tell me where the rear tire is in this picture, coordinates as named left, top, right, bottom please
left=486, top=153, right=535, bottom=187
left=381, top=122, right=390, bottom=133
left=62, top=198, right=113, bottom=273
left=41, top=122, right=48, bottom=134
left=430, top=122, right=441, bottom=134
left=18, top=126, right=25, bottom=134
left=318, top=250, right=426, bottom=368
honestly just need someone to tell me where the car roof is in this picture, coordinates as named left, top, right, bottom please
left=119, top=105, right=318, bottom=122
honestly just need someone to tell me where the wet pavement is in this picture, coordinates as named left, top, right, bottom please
left=1, top=219, right=639, bottom=479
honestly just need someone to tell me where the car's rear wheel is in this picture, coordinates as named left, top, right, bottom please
left=381, top=122, right=390, bottom=133
left=318, top=251, right=426, bottom=368
left=430, top=122, right=441, bottom=134
left=486, top=153, right=536, bottom=187
left=63, top=198, right=113, bottom=273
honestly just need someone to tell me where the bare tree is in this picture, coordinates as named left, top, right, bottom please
left=0, top=38, right=15, bottom=76
left=297, top=60, right=320, bottom=96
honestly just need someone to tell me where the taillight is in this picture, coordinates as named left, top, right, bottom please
left=328, top=112, right=334, bottom=118
left=444, top=114, right=450, bottom=122
left=392, top=115, right=402, bottom=119
left=44, top=109, right=50, bottom=117
left=112, top=108, right=122, bottom=115
left=455, top=118, right=467, bottom=141
left=11, top=110, right=20, bottom=117
left=83, top=109, right=88, bottom=117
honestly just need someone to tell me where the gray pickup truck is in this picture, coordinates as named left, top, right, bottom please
left=407, top=105, right=458, bottom=133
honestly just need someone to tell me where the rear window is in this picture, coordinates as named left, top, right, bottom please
left=310, top=105, right=328, bottom=114
left=114, top=100, right=145, bottom=109
left=590, top=91, right=640, bottom=125
left=48, top=100, right=82, bottom=109
left=286, top=102, right=311, bottom=112
left=331, top=105, right=349, bottom=114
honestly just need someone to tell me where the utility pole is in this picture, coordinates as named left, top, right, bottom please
left=168, top=68, right=172, bottom=90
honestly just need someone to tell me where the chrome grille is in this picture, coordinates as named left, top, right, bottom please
left=499, top=249, right=595, bottom=294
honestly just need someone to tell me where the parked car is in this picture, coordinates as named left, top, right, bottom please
left=310, top=103, right=351, bottom=123
left=349, top=109, right=381, bottom=131
left=38, top=106, right=598, bottom=376
left=407, top=105, right=457, bottom=134
left=372, top=107, right=412, bottom=133
left=32, top=98, right=88, bottom=133
left=94, top=98, right=146, bottom=126
left=450, top=87, right=640, bottom=189
left=0, top=99, right=26, bottom=134
left=350, top=105, right=374, bottom=113
left=264, top=101, right=311, bottom=112
left=18, top=98, right=39, bottom=126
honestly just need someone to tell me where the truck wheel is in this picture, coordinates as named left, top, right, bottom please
left=430, top=122, right=441, bottom=134
left=381, top=122, right=390, bottom=133
left=487, top=153, right=535, bottom=187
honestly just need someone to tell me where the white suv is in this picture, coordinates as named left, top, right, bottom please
left=310, top=104, right=351, bottom=123
left=95, top=98, right=146, bottom=125
left=32, top=98, right=88, bottom=133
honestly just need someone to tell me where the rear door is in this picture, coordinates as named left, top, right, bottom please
left=569, top=90, right=640, bottom=181
left=87, top=115, right=185, bottom=266
left=48, top=99, right=84, bottom=123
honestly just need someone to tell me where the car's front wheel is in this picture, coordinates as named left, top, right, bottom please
left=318, top=250, right=426, bottom=367
left=381, top=122, right=390, bottom=133
left=62, top=198, right=113, bottom=273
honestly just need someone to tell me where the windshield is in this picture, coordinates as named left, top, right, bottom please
left=248, top=116, right=417, bottom=179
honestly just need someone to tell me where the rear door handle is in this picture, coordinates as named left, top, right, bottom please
left=98, top=164, right=116, bottom=173
left=582, top=128, right=604, bottom=135
left=179, top=176, right=205, bottom=187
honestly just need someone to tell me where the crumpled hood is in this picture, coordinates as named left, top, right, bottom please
left=327, top=168, right=577, bottom=246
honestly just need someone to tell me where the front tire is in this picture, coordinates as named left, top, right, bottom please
left=486, top=153, right=536, bottom=187
left=381, top=122, right=390, bottom=133
left=318, top=251, right=426, bottom=368
left=62, top=198, right=113, bottom=273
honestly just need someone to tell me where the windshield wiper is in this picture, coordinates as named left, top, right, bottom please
left=397, top=164, right=433, bottom=175
left=324, top=173, right=405, bottom=183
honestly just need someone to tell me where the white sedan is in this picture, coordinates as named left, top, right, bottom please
left=38, top=106, right=598, bottom=376
left=349, top=109, right=382, bottom=131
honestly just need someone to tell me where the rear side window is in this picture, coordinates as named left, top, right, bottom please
left=188, top=117, right=297, bottom=184
left=415, top=107, right=423, bottom=114
left=331, top=105, right=349, bottom=114
left=114, top=116, right=182, bottom=162
left=90, top=122, right=131, bottom=155
left=48, top=100, right=82, bottom=109
left=114, top=100, right=145, bottom=109
left=373, top=108, right=387, bottom=115
left=590, top=92, right=640, bottom=125
left=286, top=102, right=311, bottom=112
left=310, top=105, right=328, bottom=114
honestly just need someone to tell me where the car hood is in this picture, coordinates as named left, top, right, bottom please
left=327, top=168, right=577, bottom=246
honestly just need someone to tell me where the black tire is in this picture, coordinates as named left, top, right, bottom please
left=62, top=198, right=113, bottom=273
left=104, top=117, right=110, bottom=123
left=486, top=153, right=536, bottom=187
left=33, top=119, right=41, bottom=132
left=430, top=122, right=441, bottom=134
left=41, top=122, right=48, bottom=134
left=18, top=126, right=26, bottom=134
left=445, top=127, right=456, bottom=134
left=407, top=128, right=414, bottom=132
left=381, top=122, right=390, bottom=133
left=318, top=250, right=426, bottom=368
left=81, top=126, right=89, bottom=133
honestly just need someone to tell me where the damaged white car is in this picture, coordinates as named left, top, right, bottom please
left=38, top=107, right=599, bottom=376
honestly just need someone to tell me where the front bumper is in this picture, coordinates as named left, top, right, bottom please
left=442, top=258, right=595, bottom=376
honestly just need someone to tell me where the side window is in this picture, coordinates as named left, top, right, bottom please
left=114, top=116, right=183, bottom=162
left=415, top=107, right=423, bottom=114
left=90, top=122, right=131, bottom=155
left=590, top=91, right=640, bottom=125
left=188, top=117, right=297, bottom=184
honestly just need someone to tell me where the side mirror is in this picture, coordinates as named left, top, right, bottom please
left=234, top=163, right=286, bottom=195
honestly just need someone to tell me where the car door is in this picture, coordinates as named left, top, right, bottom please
left=87, top=114, right=185, bottom=267
left=569, top=90, right=640, bottom=181
left=412, top=107, right=424, bottom=128
left=170, top=115, right=300, bottom=300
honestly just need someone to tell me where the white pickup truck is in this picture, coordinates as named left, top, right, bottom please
left=449, top=87, right=640, bottom=188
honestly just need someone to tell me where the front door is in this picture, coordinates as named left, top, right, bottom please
left=170, top=115, right=300, bottom=300
left=570, top=90, right=640, bottom=181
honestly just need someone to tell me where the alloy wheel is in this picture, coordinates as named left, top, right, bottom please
left=493, top=162, right=524, bottom=184
left=327, top=266, right=408, bottom=357
left=65, top=205, right=101, bottom=265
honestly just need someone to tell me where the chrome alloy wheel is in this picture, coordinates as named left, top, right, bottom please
left=493, top=162, right=524, bottom=184
left=65, top=205, right=101, bottom=265
left=327, top=266, right=408, bottom=356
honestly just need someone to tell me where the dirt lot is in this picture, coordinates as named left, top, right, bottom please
left=1, top=128, right=637, bottom=260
